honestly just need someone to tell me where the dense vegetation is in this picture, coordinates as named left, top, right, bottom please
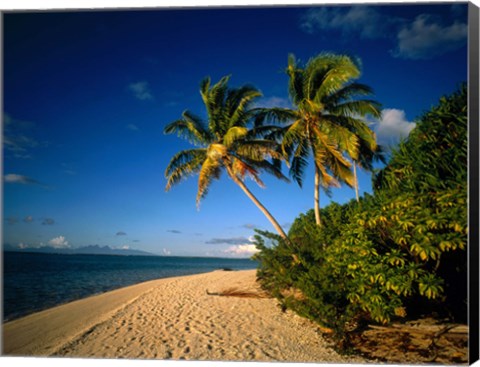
left=163, top=52, right=468, bottom=351
left=254, top=84, right=468, bottom=348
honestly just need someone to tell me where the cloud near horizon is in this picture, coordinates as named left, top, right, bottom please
left=42, top=218, right=55, bottom=225
left=223, top=244, right=259, bottom=257
left=167, top=229, right=182, bottom=234
left=116, top=231, right=127, bottom=236
left=205, top=237, right=251, bottom=245
left=162, top=248, right=172, bottom=255
left=48, top=236, right=69, bottom=248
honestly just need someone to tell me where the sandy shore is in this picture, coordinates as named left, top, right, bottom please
left=3, top=269, right=367, bottom=363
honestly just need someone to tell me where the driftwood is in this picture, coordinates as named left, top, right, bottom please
left=206, top=287, right=271, bottom=299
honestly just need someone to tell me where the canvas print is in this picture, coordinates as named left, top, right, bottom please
left=2, top=1, right=477, bottom=365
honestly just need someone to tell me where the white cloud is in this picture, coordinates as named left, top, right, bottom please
left=393, top=14, right=467, bottom=59
left=24, top=216, right=34, bottom=223
left=373, top=109, right=416, bottom=146
left=300, top=6, right=390, bottom=39
left=206, top=237, right=251, bottom=245
left=4, top=173, right=43, bottom=186
left=224, top=244, right=260, bottom=257
left=128, top=81, right=153, bottom=101
left=126, top=123, right=139, bottom=131
left=300, top=7, right=467, bottom=60
left=162, top=248, right=171, bottom=256
left=3, top=114, right=40, bottom=159
left=48, top=236, right=70, bottom=248
left=42, top=218, right=55, bottom=225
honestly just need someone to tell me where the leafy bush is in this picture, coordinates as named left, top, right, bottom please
left=254, top=84, right=468, bottom=347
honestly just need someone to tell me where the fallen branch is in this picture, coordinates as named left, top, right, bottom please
left=206, top=287, right=270, bottom=299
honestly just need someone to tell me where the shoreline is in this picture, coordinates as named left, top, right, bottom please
left=2, top=269, right=366, bottom=363
left=3, top=251, right=258, bottom=323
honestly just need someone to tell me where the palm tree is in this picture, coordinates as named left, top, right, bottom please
left=164, top=75, right=290, bottom=239
left=256, top=53, right=381, bottom=226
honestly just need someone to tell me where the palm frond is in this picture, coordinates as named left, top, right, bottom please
left=282, top=119, right=306, bottom=152
left=325, top=115, right=377, bottom=151
left=287, top=54, right=305, bottom=105
left=330, top=100, right=382, bottom=119
left=248, top=124, right=287, bottom=141
left=231, top=157, right=265, bottom=188
left=335, top=127, right=360, bottom=161
left=315, top=160, right=340, bottom=189
left=165, top=149, right=207, bottom=191
left=196, top=156, right=222, bottom=207
left=324, top=82, right=375, bottom=105
left=199, top=77, right=211, bottom=99
left=164, top=111, right=213, bottom=146
left=252, top=107, right=297, bottom=127
left=311, top=125, right=353, bottom=187
left=289, top=138, right=310, bottom=187
left=326, top=154, right=355, bottom=187
left=240, top=156, right=290, bottom=183
left=313, top=55, right=361, bottom=99
left=201, top=75, right=231, bottom=136
left=223, top=126, right=248, bottom=148
left=227, top=85, right=262, bottom=128
left=311, top=125, right=347, bottom=165
left=301, top=54, right=357, bottom=101
left=236, top=140, right=284, bottom=162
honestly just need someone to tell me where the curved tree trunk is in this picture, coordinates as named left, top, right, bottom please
left=314, top=165, right=321, bottom=227
left=226, top=168, right=289, bottom=240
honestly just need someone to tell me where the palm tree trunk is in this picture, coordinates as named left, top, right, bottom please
left=226, top=168, right=288, bottom=240
left=314, top=165, right=321, bottom=227
left=353, top=161, right=359, bottom=202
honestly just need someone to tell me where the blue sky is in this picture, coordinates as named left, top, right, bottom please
left=2, top=3, right=468, bottom=257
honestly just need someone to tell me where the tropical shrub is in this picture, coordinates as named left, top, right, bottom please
left=254, top=84, right=468, bottom=347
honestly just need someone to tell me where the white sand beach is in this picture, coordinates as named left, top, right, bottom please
left=2, top=269, right=367, bottom=363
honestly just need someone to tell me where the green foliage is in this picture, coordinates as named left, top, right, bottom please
left=255, top=84, right=468, bottom=347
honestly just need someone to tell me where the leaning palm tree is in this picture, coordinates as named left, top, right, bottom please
left=256, top=53, right=381, bottom=226
left=164, top=76, right=290, bottom=239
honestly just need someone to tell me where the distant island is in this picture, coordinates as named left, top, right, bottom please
left=3, top=244, right=154, bottom=256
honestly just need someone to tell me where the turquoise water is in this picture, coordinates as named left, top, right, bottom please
left=2, top=251, right=258, bottom=321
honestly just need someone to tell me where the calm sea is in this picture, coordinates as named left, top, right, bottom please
left=2, top=251, right=258, bottom=322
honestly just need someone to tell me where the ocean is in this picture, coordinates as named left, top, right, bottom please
left=2, top=251, right=258, bottom=322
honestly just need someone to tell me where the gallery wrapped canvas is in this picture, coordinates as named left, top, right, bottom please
left=2, top=0, right=479, bottom=365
